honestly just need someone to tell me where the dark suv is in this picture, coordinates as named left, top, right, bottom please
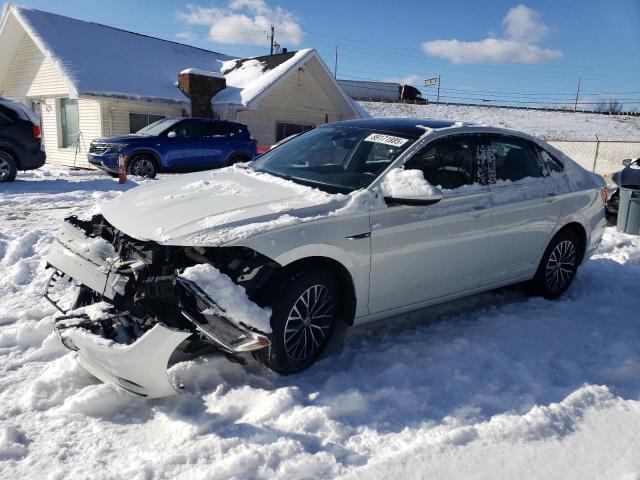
left=0, top=98, right=46, bottom=182
left=88, top=118, right=257, bottom=178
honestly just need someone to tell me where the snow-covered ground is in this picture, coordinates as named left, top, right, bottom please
left=1, top=168, right=640, bottom=479
left=360, top=101, right=640, bottom=141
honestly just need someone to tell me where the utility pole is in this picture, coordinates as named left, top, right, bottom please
left=574, top=76, right=581, bottom=112
left=334, top=46, right=338, bottom=79
left=436, top=74, right=441, bottom=104
left=269, top=24, right=275, bottom=55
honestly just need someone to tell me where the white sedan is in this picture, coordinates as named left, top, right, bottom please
left=45, top=118, right=607, bottom=398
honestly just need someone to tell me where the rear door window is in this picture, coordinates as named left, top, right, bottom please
left=488, top=136, right=542, bottom=182
left=405, top=135, right=478, bottom=191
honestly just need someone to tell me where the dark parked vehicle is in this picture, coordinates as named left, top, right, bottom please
left=88, top=118, right=258, bottom=178
left=605, top=158, right=640, bottom=220
left=0, top=98, right=46, bottom=182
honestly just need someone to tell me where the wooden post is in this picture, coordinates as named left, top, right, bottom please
left=118, top=154, right=127, bottom=184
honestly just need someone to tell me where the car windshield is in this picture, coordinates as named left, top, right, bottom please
left=136, top=118, right=181, bottom=136
left=251, top=125, right=416, bottom=193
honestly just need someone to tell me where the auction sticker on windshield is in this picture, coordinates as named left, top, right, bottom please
left=364, top=133, right=409, bottom=147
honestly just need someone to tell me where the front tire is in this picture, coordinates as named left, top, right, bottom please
left=128, top=155, right=157, bottom=178
left=253, top=268, right=340, bottom=374
left=530, top=230, right=580, bottom=299
left=0, top=151, right=17, bottom=182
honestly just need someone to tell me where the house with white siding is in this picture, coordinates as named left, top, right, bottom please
left=0, top=5, right=363, bottom=168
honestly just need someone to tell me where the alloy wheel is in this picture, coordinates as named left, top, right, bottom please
left=283, top=285, right=334, bottom=362
left=0, top=157, right=10, bottom=181
left=131, top=157, right=155, bottom=177
left=545, top=240, right=577, bottom=292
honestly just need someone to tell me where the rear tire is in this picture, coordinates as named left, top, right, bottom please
left=227, top=155, right=249, bottom=166
left=529, top=230, right=580, bottom=299
left=0, top=151, right=17, bottom=182
left=253, top=268, right=340, bottom=374
left=128, top=155, right=157, bottom=178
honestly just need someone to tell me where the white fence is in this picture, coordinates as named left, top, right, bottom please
left=547, top=140, right=640, bottom=175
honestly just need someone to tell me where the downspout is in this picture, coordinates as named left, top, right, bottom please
left=108, top=102, right=115, bottom=136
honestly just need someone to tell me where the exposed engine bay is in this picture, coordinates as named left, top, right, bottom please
left=44, top=215, right=279, bottom=397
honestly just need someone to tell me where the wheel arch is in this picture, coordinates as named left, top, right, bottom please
left=555, top=221, right=588, bottom=264
left=270, top=256, right=357, bottom=326
left=127, top=149, right=161, bottom=170
left=0, top=143, right=20, bottom=167
left=225, top=150, right=253, bottom=164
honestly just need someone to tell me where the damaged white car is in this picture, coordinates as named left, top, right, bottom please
left=45, top=118, right=607, bottom=398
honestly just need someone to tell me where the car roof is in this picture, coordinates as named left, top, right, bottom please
left=168, top=117, right=245, bottom=127
left=326, top=118, right=473, bottom=138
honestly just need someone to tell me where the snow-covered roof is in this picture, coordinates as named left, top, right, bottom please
left=1, top=6, right=363, bottom=117
left=215, top=50, right=310, bottom=106
left=214, top=49, right=365, bottom=118
left=7, top=5, right=232, bottom=102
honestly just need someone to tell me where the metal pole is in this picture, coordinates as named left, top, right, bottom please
left=270, top=25, right=275, bottom=55
left=592, top=134, right=600, bottom=172
left=574, top=76, right=581, bottom=112
left=436, top=75, right=441, bottom=104
left=334, top=46, right=338, bottom=79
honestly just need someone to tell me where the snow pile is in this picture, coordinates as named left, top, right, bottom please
left=380, top=168, right=440, bottom=198
left=360, top=101, right=640, bottom=140
left=1, top=166, right=640, bottom=478
left=180, top=263, right=272, bottom=334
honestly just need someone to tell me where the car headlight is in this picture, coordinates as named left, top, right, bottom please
left=104, top=143, right=128, bottom=152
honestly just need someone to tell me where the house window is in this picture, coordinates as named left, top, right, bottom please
left=276, top=122, right=314, bottom=142
left=60, top=98, right=79, bottom=148
left=129, top=113, right=166, bottom=133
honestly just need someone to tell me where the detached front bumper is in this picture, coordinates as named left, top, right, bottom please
left=56, top=321, right=191, bottom=398
left=45, top=218, right=271, bottom=398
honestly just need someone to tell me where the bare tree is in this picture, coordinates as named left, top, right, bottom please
left=595, top=99, right=623, bottom=114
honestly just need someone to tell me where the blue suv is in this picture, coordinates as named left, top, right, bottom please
left=88, top=118, right=257, bottom=178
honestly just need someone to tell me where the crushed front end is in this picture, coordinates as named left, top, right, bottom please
left=45, top=215, right=277, bottom=398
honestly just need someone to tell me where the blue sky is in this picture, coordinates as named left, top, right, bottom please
left=5, top=0, right=640, bottom=109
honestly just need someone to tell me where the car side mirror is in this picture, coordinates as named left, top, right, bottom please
left=381, top=168, right=443, bottom=206
left=167, top=131, right=177, bottom=139
left=622, top=158, right=633, bottom=167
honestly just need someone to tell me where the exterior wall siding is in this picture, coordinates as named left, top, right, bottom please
left=236, top=66, right=343, bottom=146
left=99, top=99, right=185, bottom=137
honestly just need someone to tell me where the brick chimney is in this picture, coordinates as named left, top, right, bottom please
left=177, top=69, right=226, bottom=118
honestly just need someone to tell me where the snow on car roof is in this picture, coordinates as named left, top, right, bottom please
left=11, top=6, right=233, bottom=102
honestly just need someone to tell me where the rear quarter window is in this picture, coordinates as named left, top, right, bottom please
left=535, top=146, right=564, bottom=174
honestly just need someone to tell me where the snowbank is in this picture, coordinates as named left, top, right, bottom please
left=180, top=263, right=272, bottom=334
left=1, top=167, right=639, bottom=479
left=360, top=101, right=640, bottom=141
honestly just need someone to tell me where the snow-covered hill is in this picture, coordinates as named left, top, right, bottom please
left=1, top=169, right=639, bottom=479
left=360, top=101, right=640, bottom=141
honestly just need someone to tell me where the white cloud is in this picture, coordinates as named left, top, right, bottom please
left=175, top=30, right=197, bottom=42
left=502, top=4, right=548, bottom=44
left=422, top=4, right=561, bottom=64
left=177, top=1, right=302, bottom=47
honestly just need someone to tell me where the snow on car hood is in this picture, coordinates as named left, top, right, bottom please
left=101, top=166, right=356, bottom=246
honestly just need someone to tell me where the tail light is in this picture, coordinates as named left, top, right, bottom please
left=32, top=124, right=42, bottom=139
left=600, top=187, right=609, bottom=205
